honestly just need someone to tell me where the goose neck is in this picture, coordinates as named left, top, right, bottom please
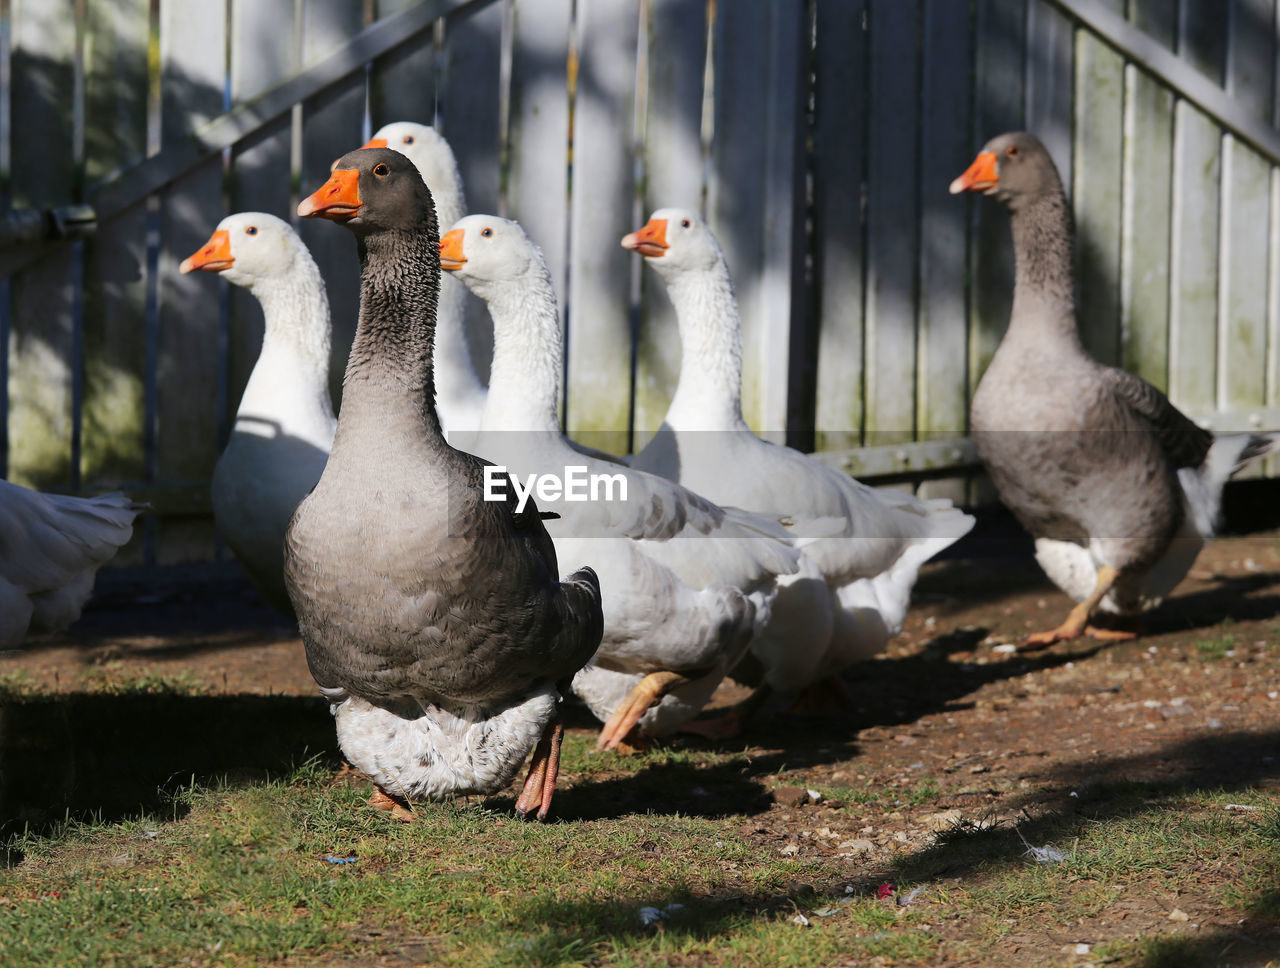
left=248, top=261, right=332, bottom=374
left=339, top=227, right=442, bottom=436
left=661, top=260, right=746, bottom=430
left=478, top=267, right=562, bottom=433
left=1006, top=189, right=1082, bottom=347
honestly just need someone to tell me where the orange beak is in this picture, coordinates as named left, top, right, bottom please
left=361, top=137, right=388, bottom=150
left=439, top=229, right=466, bottom=271
left=620, top=218, right=669, bottom=258
left=179, top=229, right=233, bottom=274
left=949, top=151, right=999, bottom=194
left=298, top=167, right=362, bottom=220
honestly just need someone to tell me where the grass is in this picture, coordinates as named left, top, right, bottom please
left=0, top=752, right=856, bottom=967
left=1193, top=634, right=1239, bottom=661
left=0, top=732, right=1277, bottom=968
left=1, top=667, right=1280, bottom=968
left=78, top=664, right=208, bottom=696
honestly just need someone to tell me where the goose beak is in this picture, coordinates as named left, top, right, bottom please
left=439, top=229, right=466, bottom=271
left=361, top=137, right=388, bottom=149
left=621, top=218, right=668, bottom=258
left=179, top=229, right=233, bottom=274
left=298, top=168, right=362, bottom=220
left=949, top=151, right=999, bottom=194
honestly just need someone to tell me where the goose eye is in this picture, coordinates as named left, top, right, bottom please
left=681, top=219, right=691, bottom=228
left=403, top=135, right=414, bottom=145
left=373, top=163, right=390, bottom=177
left=481, top=227, right=493, bottom=238
left=245, top=226, right=258, bottom=235
left=1007, top=145, right=1019, bottom=157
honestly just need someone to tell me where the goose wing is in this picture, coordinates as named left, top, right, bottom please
left=1101, top=367, right=1213, bottom=470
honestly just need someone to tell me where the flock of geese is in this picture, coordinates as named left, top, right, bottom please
left=1, top=125, right=1274, bottom=821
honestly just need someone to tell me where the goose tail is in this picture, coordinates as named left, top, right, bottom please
left=1181, top=433, right=1280, bottom=538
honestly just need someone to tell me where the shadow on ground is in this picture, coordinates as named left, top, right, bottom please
left=0, top=692, right=336, bottom=838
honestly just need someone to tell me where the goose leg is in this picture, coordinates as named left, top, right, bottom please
left=597, top=670, right=693, bottom=751
left=368, top=786, right=415, bottom=822
left=515, top=715, right=564, bottom=821
left=1022, top=565, right=1122, bottom=650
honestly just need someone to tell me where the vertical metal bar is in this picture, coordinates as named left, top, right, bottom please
left=69, top=0, right=87, bottom=490
left=0, top=0, right=10, bottom=480
left=496, top=0, right=514, bottom=215
left=626, top=0, right=649, bottom=447
left=142, top=0, right=162, bottom=560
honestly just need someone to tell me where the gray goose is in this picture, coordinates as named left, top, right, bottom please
left=951, top=131, right=1278, bottom=647
left=286, top=148, right=603, bottom=820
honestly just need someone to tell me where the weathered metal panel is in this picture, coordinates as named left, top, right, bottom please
left=300, top=0, right=367, bottom=407
left=81, top=0, right=149, bottom=530
left=633, top=0, right=708, bottom=447
left=966, top=0, right=1026, bottom=507
left=565, top=0, right=639, bottom=452
left=759, top=2, right=809, bottom=447
left=812, top=0, right=868, bottom=452
left=916, top=0, right=974, bottom=504
left=227, top=0, right=297, bottom=429
left=706, top=0, right=783, bottom=437
left=1217, top=0, right=1271, bottom=418
left=1120, top=0, right=1175, bottom=390
left=864, top=0, right=922, bottom=445
left=154, top=0, right=228, bottom=563
left=439, top=1, right=506, bottom=382
left=7, top=0, right=79, bottom=489
left=505, top=0, right=572, bottom=414
left=1025, top=0, right=1074, bottom=191
left=372, top=0, right=442, bottom=125
left=1073, top=3, right=1125, bottom=366
left=968, top=0, right=1026, bottom=395
left=9, top=0, right=1280, bottom=563
left=1168, top=0, right=1227, bottom=415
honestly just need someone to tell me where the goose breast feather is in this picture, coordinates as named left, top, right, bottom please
left=286, top=449, right=601, bottom=711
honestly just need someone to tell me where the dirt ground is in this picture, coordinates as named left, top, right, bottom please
left=4, top=496, right=1280, bottom=962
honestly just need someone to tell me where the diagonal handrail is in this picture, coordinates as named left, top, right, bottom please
left=1046, top=0, right=1280, bottom=165
left=87, top=0, right=494, bottom=223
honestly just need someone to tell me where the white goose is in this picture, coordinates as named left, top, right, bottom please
left=0, top=481, right=143, bottom=647
left=181, top=213, right=336, bottom=615
left=363, top=122, right=487, bottom=441
left=440, top=214, right=803, bottom=748
left=624, top=208, right=975, bottom=691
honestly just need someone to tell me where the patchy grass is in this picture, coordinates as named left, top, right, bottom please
left=0, top=671, right=39, bottom=699
left=0, top=729, right=1278, bottom=967
left=76, top=662, right=207, bottom=696
left=1193, top=634, right=1239, bottom=661
left=7, top=527, right=1280, bottom=966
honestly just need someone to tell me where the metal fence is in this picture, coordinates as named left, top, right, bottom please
left=2, top=0, right=1279, bottom=567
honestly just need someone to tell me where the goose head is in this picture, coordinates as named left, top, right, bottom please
left=363, top=122, right=461, bottom=205
left=180, top=212, right=310, bottom=291
left=438, top=214, right=546, bottom=298
left=298, top=147, right=435, bottom=238
left=621, top=207, right=723, bottom=275
left=949, top=132, right=1061, bottom=211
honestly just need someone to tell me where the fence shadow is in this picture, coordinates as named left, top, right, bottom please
left=0, top=692, right=336, bottom=837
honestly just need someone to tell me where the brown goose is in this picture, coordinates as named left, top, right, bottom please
left=952, top=131, right=1278, bottom=647
left=286, top=148, right=603, bottom=820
